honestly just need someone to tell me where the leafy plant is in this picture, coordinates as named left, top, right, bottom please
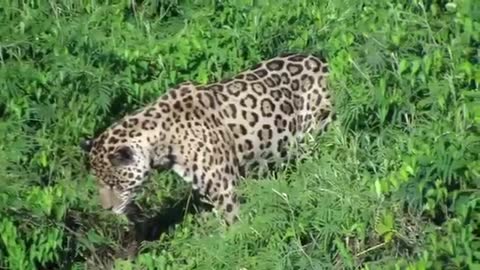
left=0, top=0, right=479, bottom=269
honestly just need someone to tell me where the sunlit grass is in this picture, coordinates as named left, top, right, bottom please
left=0, top=0, right=478, bottom=269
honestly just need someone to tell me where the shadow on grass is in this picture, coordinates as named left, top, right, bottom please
left=39, top=192, right=211, bottom=269
left=126, top=192, right=212, bottom=243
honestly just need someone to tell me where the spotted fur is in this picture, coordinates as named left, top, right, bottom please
left=81, top=53, right=334, bottom=224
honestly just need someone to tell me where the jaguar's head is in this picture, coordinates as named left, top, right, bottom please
left=80, top=130, right=152, bottom=215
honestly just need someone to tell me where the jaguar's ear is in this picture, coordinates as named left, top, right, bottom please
left=109, top=146, right=134, bottom=167
left=80, top=138, right=93, bottom=152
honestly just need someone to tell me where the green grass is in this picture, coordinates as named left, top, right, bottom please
left=0, top=0, right=479, bottom=269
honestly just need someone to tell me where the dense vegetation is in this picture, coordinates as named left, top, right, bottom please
left=1, top=0, right=479, bottom=269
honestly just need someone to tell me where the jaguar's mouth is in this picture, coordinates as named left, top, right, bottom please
left=112, top=206, right=125, bottom=215
left=111, top=196, right=134, bottom=215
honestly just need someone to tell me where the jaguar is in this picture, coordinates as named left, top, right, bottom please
left=81, top=53, right=334, bottom=224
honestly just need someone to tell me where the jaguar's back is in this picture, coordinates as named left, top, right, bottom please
left=197, top=53, right=333, bottom=174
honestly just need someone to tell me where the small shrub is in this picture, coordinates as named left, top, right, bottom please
left=0, top=0, right=478, bottom=269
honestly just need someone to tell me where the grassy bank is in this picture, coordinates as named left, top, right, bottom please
left=0, top=0, right=479, bottom=269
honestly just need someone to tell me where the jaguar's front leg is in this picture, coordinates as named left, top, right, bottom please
left=206, top=186, right=240, bottom=225
left=174, top=130, right=242, bottom=225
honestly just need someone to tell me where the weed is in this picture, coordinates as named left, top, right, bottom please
left=0, top=0, right=479, bottom=269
